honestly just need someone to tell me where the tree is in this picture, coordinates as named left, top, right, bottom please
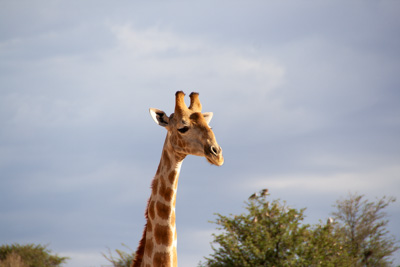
left=200, top=191, right=398, bottom=267
left=332, top=193, right=399, bottom=266
left=102, top=244, right=135, bottom=267
left=200, top=190, right=352, bottom=267
left=0, top=244, right=68, bottom=267
left=300, top=219, right=356, bottom=266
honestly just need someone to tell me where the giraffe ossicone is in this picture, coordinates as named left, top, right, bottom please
left=132, top=91, right=224, bottom=267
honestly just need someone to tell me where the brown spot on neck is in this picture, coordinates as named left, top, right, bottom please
left=144, top=238, right=154, bottom=258
left=154, top=224, right=173, bottom=246
left=163, top=187, right=174, bottom=202
left=149, top=201, right=155, bottom=220
left=158, top=178, right=167, bottom=196
left=168, top=170, right=177, bottom=184
left=147, top=219, right=152, bottom=232
left=153, top=251, right=171, bottom=267
left=156, top=201, right=171, bottom=220
left=151, top=179, right=159, bottom=195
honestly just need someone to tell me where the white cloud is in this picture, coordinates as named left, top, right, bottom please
left=1, top=23, right=287, bottom=138
left=248, top=164, right=400, bottom=197
left=110, top=24, right=203, bottom=56
left=106, top=23, right=285, bottom=97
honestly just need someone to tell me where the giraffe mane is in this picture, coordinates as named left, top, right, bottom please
left=132, top=175, right=160, bottom=267
left=131, top=204, right=148, bottom=267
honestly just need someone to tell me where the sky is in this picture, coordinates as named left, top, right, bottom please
left=1, top=1, right=400, bottom=266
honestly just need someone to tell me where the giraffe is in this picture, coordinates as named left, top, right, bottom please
left=132, top=91, right=224, bottom=267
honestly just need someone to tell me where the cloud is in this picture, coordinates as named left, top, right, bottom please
left=247, top=164, right=400, bottom=197
left=1, top=21, right=287, bottom=135
left=106, top=23, right=285, bottom=99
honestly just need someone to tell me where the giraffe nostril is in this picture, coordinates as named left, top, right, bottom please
left=210, top=146, right=219, bottom=156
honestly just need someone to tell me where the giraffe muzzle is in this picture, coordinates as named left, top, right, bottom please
left=206, top=145, right=224, bottom=166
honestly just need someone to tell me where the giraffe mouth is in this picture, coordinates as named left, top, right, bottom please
left=207, top=156, right=224, bottom=166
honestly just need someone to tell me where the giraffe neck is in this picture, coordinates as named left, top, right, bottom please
left=134, top=136, right=185, bottom=267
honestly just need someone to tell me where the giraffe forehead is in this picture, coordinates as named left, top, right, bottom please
left=188, top=112, right=204, bottom=123
left=171, top=111, right=205, bottom=124
left=191, top=113, right=213, bottom=135
left=186, top=112, right=210, bottom=131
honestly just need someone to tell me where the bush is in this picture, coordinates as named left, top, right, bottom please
left=102, top=244, right=135, bottom=267
left=0, top=244, right=68, bottom=267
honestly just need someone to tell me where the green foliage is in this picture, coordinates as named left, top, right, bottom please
left=332, top=193, right=399, bottom=266
left=200, top=191, right=398, bottom=267
left=300, top=221, right=356, bottom=266
left=0, top=243, right=68, bottom=267
left=201, top=191, right=311, bottom=266
left=102, top=243, right=135, bottom=267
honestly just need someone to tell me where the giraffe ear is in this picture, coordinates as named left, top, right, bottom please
left=149, top=108, right=169, bottom=127
left=203, top=112, right=213, bottom=125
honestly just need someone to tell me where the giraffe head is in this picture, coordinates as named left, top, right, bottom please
left=150, top=91, right=224, bottom=166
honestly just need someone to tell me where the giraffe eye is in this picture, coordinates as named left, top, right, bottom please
left=178, top=126, right=189, bottom=134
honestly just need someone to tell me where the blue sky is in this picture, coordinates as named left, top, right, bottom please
left=1, top=1, right=400, bottom=266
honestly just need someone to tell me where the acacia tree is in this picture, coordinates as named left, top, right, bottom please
left=200, top=191, right=307, bottom=266
left=200, top=190, right=354, bottom=267
left=332, top=193, right=399, bottom=266
left=200, top=191, right=398, bottom=267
